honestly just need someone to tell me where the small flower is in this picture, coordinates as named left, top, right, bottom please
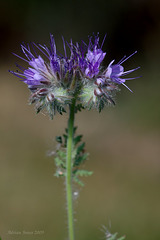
left=104, top=52, right=140, bottom=92
left=85, top=47, right=106, bottom=77
left=10, top=33, right=140, bottom=116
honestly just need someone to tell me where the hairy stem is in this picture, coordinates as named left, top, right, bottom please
left=66, top=99, right=76, bottom=240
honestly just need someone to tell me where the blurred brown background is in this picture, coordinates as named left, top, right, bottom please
left=0, top=0, right=160, bottom=239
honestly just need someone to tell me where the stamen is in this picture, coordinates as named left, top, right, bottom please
left=119, top=51, right=137, bottom=64
left=122, top=67, right=140, bottom=75
left=122, top=82, right=133, bottom=92
left=21, top=45, right=35, bottom=60
left=12, top=53, right=29, bottom=63
left=62, top=36, right=67, bottom=58
left=101, top=33, right=107, bottom=48
left=32, top=42, right=50, bottom=59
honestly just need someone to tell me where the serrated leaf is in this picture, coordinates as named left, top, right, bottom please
left=54, top=156, right=65, bottom=167
left=53, top=125, right=92, bottom=185
left=73, top=135, right=83, bottom=145
left=74, top=153, right=88, bottom=167
left=57, top=105, right=66, bottom=115
left=71, top=148, right=77, bottom=161
left=74, top=169, right=93, bottom=177
left=57, top=150, right=66, bottom=159
left=36, top=104, right=44, bottom=114
left=73, top=126, right=77, bottom=134
left=54, top=150, right=66, bottom=169
left=76, top=142, right=85, bottom=154
left=56, top=136, right=62, bottom=144
left=73, top=176, right=84, bottom=186
left=75, top=103, right=84, bottom=113
left=98, top=99, right=104, bottom=113
left=63, top=134, right=68, bottom=146
left=65, top=128, right=68, bottom=134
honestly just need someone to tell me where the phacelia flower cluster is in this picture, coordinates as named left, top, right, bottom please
left=10, top=34, right=140, bottom=118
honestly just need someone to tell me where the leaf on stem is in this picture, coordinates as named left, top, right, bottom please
left=54, top=126, right=92, bottom=185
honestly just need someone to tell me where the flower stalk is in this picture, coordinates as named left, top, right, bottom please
left=66, top=99, right=76, bottom=240
left=10, top=33, right=140, bottom=240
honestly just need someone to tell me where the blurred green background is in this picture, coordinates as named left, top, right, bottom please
left=0, top=0, right=160, bottom=239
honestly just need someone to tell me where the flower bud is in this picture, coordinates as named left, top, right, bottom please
left=47, top=93, right=55, bottom=102
left=37, top=88, right=49, bottom=96
left=95, top=78, right=105, bottom=86
left=94, top=87, right=103, bottom=96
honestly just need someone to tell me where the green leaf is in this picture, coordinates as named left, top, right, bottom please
left=76, top=142, right=85, bottom=154
left=63, top=134, right=68, bottom=146
left=54, top=150, right=66, bottom=169
left=56, top=136, right=62, bottom=144
left=73, top=135, right=83, bottom=145
left=73, top=126, right=77, bottom=134
left=57, top=105, right=66, bottom=115
left=65, top=128, right=68, bottom=134
left=54, top=156, right=64, bottom=167
left=75, top=103, right=84, bottom=113
left=74, top=153, right=88, bottom=167
left=73, top=176, right=84, bottom=186
left=53, top=126, right=92, bottom=185
left=36, top=104, right=44, bottom=114
left=98, top=99, right=104, bottom=113
left=74, top=169, right=93, bottom=177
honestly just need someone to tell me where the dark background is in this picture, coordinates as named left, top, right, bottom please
left=0, top=0, right=160, bottom=239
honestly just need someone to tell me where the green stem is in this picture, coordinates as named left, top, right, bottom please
left=66, top=99, right=76, bottom=240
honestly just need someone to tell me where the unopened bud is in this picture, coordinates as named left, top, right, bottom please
left=95, top=78, right=105, bottom=86
left=40, top=80, right=51, bottom=86
left=28, top=85, right=37, bottom=91
left=38, top=88, right=49, bottom=96
left=94, top=87, right=103, bottom=96
left=106, top=84, right=116, bottom=91
left=47, top=92, right=55, bottom=102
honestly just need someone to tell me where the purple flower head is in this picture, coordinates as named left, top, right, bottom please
left=10, top=35, right=79, bottom=89
left=10, top=33, right=140, bottom=116
left=104, top=51, right=140, bottom=92
left=9, top=35, right=79, bottom=118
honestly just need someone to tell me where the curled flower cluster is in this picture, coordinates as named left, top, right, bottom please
left=10, top=34, right=139, bottom=118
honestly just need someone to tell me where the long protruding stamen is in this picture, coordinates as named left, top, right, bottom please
left=119, top=51, right=137, bottom=64
left=8, top=70, right=26, bottom=80
left=123, top=76, right=141, bottom=81
left=62, top=36, right=67, bottom=58
left=32, top=42, right=50, bottom=59
left=117, top=55, right=126, bottom=65
left=101, top=33, right=107, bottom=48
left=21, top=45, right=35, bottom=60
left=12, top=53, right=29, bottom=63
left=122, top=66, right=140, bottom=75
left=122, top=82, right=133, bottom=92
